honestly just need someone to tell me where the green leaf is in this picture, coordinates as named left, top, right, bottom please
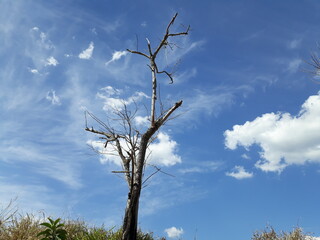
left=53, top=218, right=61, bottom=225
left=48, top=217, right=54, bottom=224
left=40, top=222, right=52, bottom=228
left=37, top=229, right=51, bottom=236
left=56, top=223, right=65, bottom=228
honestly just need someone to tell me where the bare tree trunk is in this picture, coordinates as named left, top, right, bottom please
left=122, top=133, right=150, bottom=240
left=85, top=13, right=189, bottom=240
left=122, top=185, right=141, bottom=240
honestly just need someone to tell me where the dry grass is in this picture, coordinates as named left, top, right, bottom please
left=0, top=202, right=156, bottom=240
left=252, top=225, right=314, bottom=240
left=1, top=201, right=317, bottom=240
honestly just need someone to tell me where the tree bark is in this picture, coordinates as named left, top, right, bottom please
left=122, top=132, right=151, bottom=240
left=122, top=184, right=141, bottom=240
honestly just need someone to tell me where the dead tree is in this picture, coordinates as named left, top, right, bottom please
left=85, top=13, right=190, bottom=240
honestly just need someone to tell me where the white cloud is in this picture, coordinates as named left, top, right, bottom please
left=226, top=166, right=253, bottom=179
left=89, top=132, right=181, bottom=167
left=241, top=153, right=250, bottom=160
left=134, top=115, right=149, bottom=126
left=46, top=90, right=61, bottom=105
left=105, top=50, right=128, bottom=65
left=97, top=86, right=149, bottom=111
left=79, top=41, right=94, bottom=59
left=31, top=26, right=39, bottom=31
left=224, top=92, right=320, bottom=173
left=165, top=227, right=184, bottom=238
left=45, top=56, right=58, bottom=66
left=29, top=68, right=39, bottom=74
left=148, top=132, right=181, bottom=166
left=100, top=86, right=122, bottom=96
left=88, top=140, right=122, bottom=166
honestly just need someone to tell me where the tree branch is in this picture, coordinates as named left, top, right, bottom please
left=126, top=49, right=150, bottom=59
left=155, top=100, right=183, bottom=127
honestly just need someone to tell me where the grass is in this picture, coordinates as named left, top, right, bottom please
left=0, top=202, right=318, bottom=240
left=0, top=214, right=157, bottom=240
left=252, top=225, right=316, bottom=240
left=0, top=201, right=158, bottom=240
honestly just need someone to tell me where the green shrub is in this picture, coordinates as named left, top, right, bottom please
left=37, top=218, right=67, bottom=240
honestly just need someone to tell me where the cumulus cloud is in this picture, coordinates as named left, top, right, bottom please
left=89, top=132, right=181, bottom=167
left=224, top=92, right=320, bottom=173
left=79, top=41, right=94, bottom=59
left=105, top=50, right=127, bottom=65
left=46, top=90, right=61, bottom=105
left=96, top=86, right=149, bottom=111
left=45, top=56, right=58, bottom=66
left=165, top=227, right=184, bottom=238
left=226, top=166, right=253, bottom=179
left=148, top=132, right=181, bottom=166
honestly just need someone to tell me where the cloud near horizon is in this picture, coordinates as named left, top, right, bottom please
left=165, top=227, right=184, bottom=238
left=224, top=92, right=320, bottom=173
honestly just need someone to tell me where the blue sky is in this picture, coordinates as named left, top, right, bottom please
left=1, top=0, right=320, bottom=239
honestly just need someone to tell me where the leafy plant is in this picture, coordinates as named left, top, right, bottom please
left=37, top=217, right=67, bottom=240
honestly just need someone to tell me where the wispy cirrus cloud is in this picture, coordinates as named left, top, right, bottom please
left=179, top=85, right=253, bottom=125
left=46, top=90, right=61, bottom=105
left=179, top=161, right=222, bottom=174
left=0, top=143, right=82, bottom=189
left=105, top=50, right=128, bottom=65
left=96, top=86, right=149, bottom=111
left=286, top=58, right=302, bottom=73
left=288, top=38, right=302, bottom=49
left=0, top=180, right=61, bottom=215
